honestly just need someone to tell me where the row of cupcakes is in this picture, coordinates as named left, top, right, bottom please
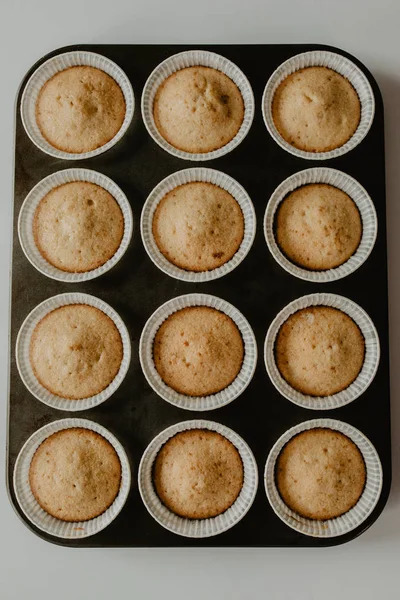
left=14, top=416, right=382, bottom=541
left=16, top=291, right=379, bottom=413
left=18, top=167, right=377, bottom=285
left=21, top=48, right=375, bottom=162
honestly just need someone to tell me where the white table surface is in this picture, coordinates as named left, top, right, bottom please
left=1, top=1, right=399, bottom=598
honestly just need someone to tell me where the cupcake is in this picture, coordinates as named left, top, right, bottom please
left=272, top=66, right=361, bottom=153
left=152, top=181, right=244, bottom=272
left=36, top=65, right=126, bottom=153
left=275, top=183, right=362, bottom=270
left=153, top=429, right=243, bottom=519
left=30, top=304, right=123, bottom=400
left=153, top=66, right=244, bottom=153
left=276, top=428, right=366, bottom=520
left=275, top=306, right=365, bottom=396
left=33, top=181, right=124, bottom=273
left=153, top=306, right=244, bottom=397
left=29, top=427, right=121, bottom=521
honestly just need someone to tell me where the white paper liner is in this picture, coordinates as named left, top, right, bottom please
left=139, top=419, right=258, bottom=538
left=139, top=293, right=257, bottom=411
left=265, top=418, right=383, bottom=538
left=20, top=51, right=135, bottom=160
left=18, top=168, right=133, bottom=283
left=16, top=293, right=131, bottom=411
left=13, top=418, right=131, bottom=539
left=141, top=50, right=254, bottom=161
left=264, top=293, right=380, bottom=410
left=264, top=168, right=377, bottom=283
left=141, top=168, right=256, bottom=282
left=262, top=50, right=375, bottom=160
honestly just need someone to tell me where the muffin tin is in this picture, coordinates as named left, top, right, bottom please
left=7, top=44, right=391, bottom=547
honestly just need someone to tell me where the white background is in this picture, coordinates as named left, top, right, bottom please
left=0, top=1, right=399, bottom=598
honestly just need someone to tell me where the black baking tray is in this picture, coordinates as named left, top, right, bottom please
left=7, top=44, right=391, bottom=547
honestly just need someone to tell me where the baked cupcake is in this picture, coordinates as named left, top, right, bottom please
left=33, top=181, right=124, bottom=273
left=30, top=304, right=123, bottom=400
left=275, top=183, right=362, bottom=270
left=153, top=429, right=243, bottom=519
left=275, top=306, right=365, bottom=396
left=153, top=66, right=244, bottom=153
left=276, top=428, right=366, bottom=520
left=29, top=428, right=121, bottom=521
left=272, top=66, right=361, bottom=153
left=36, top=66, right=126, bottom=153
left=153, top=306, right=244, bottom=396
left=152, top=182, right=244, bottom=272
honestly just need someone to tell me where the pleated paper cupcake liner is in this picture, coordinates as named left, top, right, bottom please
left=262, top=50, right=375, bottom=160
left=139, top=419, right=258, bottom=538
left=141, top=50, right=255, bottom=161
left=264, top=418, right=383, bottom=538
left=139, top=293, right=257, bottom=411
left=13, top=418, right=131, bottom=539
left=264, top=293, right=380, bottom=410
left=141, top=168, right=256, bottom=282
left=18, top=168, right=133, bottom=283
left=16, top=293, right=131, bottom=411
left=264, top=168, right=377, bottom=283
left=20, top=50, right=134, bottom=160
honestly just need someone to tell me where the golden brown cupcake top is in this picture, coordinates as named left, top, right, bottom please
left=29, top=428, right=121, bottom=522
left=153, top=306, right=244, bottom=397
left=272, top=66, right=361, bottom=153
left=36, top=66, right=126, bottom=153
left=275, top=306, right=365, bottom=396
left=154, top=429, right=243, bottom=519
left=276, top=428, right=366, bottom=520
left=153, top=66, right=244, bottom=153
left=30, top=304, right=123, bottom=400
left=275, top=183, right=362, bottom=270
left=34, top=181, right=124, bottom=273
left=152, top=182, right=244, bottom=272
